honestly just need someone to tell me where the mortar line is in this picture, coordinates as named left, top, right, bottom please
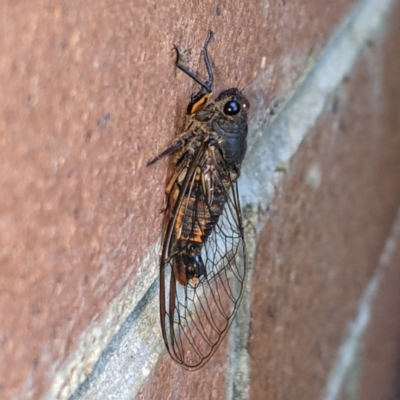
left=321, top=205, right=400, bottom=400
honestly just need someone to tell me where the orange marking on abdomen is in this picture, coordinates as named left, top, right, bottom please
left=174, top=196, right=213, bottom=243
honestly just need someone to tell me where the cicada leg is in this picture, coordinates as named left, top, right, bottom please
left=173, top=31, right=214, bottom=114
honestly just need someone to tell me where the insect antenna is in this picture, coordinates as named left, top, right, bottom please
left=237, top=72, right=258, bottom=93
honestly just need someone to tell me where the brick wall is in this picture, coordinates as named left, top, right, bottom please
left=0, top=0, right=399, bottom=399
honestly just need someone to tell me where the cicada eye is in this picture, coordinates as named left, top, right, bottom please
left=223, top=100, right=240, bottom=116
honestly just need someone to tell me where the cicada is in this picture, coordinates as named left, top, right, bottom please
left=147, top=31, right=249, bottom=369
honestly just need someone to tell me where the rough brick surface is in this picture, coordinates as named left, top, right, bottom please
left=338, top=6, right=400, bottom=400
left=248, top=6, right=400, bottom=399
left=0, top=0, right=396, bottom=398
left=339, top=239, right=400, bottom=400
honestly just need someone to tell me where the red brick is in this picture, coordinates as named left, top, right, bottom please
left=338, top=7, right=400, bottom=399
left=248, top=6, right=400, bottom=399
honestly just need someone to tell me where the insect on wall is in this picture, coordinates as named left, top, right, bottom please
left=147, top=31, right=249, bottom=370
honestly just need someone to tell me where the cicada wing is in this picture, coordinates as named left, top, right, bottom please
left=159, top=148, right=246, bottom=369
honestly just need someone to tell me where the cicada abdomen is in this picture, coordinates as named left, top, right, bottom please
left=147, top=31, right=249, bottom=369
left=172, top=148, right=235, bottom=284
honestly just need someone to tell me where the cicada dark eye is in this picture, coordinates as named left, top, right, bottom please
left=223, top=100, right=240, bottom=116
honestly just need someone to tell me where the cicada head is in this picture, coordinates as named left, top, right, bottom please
left=212, top=88, right=250, bottom=168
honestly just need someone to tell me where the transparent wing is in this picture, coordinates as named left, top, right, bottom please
left=159, top=145, right=246, bottom=369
